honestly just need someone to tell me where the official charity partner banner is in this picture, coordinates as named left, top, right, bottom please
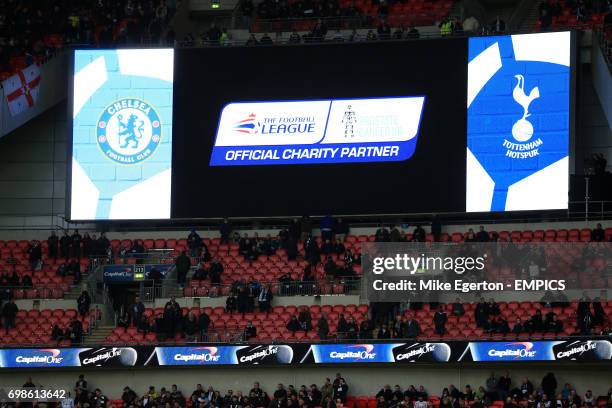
left=466, top=32, right=570, bottom=212
left=209, top=97, right=425, bottom=166
left=71, top=49, right=174, bottom=220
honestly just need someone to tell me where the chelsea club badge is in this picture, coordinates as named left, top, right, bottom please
left=97, top=98, right=162, bottom=164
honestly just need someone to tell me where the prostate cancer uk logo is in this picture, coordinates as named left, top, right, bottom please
left=97, top=98, right=162, bottom=165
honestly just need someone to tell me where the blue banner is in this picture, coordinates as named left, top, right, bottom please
left=155, top=346, right=237, bottom=365
left=103, top=264, right=173, bottom=282
left=0, top=348, right=81, bottom=368
left=210, top=97, right=425, bottom=166
left=0, top=339, right=609, bottom=368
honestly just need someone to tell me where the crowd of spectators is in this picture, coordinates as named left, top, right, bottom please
left=369, top=293, right=610, bottom=341
left=0, top=0, right=178, bottom=76
left=11, top=372, right=612, bottom=408
left=120, top=296, right=216, bottom=342
left=538, top=0, right=612, bottom=29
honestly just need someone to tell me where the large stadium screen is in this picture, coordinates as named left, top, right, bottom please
left=68, top=32, right=573, bottom=221
left=70, top=49, right=174, bottom=220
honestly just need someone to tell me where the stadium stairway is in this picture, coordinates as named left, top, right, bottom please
left=520, top=0, right=544, bottom=31
left=84, top=325, right=116, bottom=345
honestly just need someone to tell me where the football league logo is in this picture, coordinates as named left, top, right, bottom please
left=97, top=98, right=162, bottom=164
left=234, top=113, right=258, bottom=135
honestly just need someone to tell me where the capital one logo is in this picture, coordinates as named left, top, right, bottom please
left=15, top=349, right=64, bottom=365
left=487, top=342, right=536, bottom=359
left=174, top=346, right=221, bottom=363
left=329, top=344, right=377, bottom=360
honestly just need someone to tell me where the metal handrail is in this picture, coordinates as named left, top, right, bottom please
left=182, top=278, right=362, bottom=298
left=2, top=333, right=609, bottom=348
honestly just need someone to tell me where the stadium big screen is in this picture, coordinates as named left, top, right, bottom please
left=68, top=32, right=575, bottom=221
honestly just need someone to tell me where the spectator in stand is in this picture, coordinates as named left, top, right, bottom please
left=137, top=314, right=151, bottom=334
left=210, top=257, right=224, bottom=286
left=187, top=229, right=203, bottom=257
left=27, top=240, right=42, bottom=270
left=452, top=299, right=465, bottom=316
left=377, top=20, right=391, bottom=40
left=333, top=379, right=348, bottom=404
left=47, top=231, right=59, bottom=260
left=476, top=226, right=490, bottom=242
left=69, top=317, right=83, bottom=344
left=583, top=390, right=595, bottom=407
left=21, top=274, right=33, bottom=288
left=413, top=225, right=426, bottom=242
left=287, top=315, right=301, bottom=333
left=475, top=298, right=489, bottom=327
left=226, top=293, right=237, bottom=313
left=324, top=256, right=338, bottom=280
left=118, top=313, right=130, bottom=329
left=512, top=318, right=524, bottom=334
left=92, top=388, right=108, bottom=408
left=130, top=295, right=145, bottom=326
left=257, top=284, right=273, bottom=313
left=220, top=219, right=232, bottom=244
left=359, top=315, right=374, bottom=339
left=60, top=231, right=71, bottom=259
left=404, top=314, right=421, bottom=338
left=199, top=310, right=210, bottom=339
left=320, top=215, right=334, bottom=242
left=72, top=230, right=82, bottom=259
left=76, top=374, right=88, bottom=390
left=237, top=286, right=254, bottom=313
left=433, top=305, right=448, bottom=335
left=389, top=226, right=403, bottom=242
left=51, top=324, right=64, bottom=341
left=491, top=15, right=506, bottom=33
left=592, top=296, right=606, bottom=326
left=317, top=313, right=330, bottom=340
left=344, top=316, right=359, bottom=339
left=298, top=306, right=313, bottom=331
left=375, top=226, right=390, bottom=242
left=377, top=385, right=394, bottom=401
left=122, top=386, right=138, bottom=406
left=175, top=251, right=191, bottom=288
left=335, top=218, right=349, bottom=242
left=289, top=31, right=301, bottom=43
left=238, top=319, right=256, bottom=340
left=183, top=312, right=199, bottom=342
left=542, top=373, right=557, bottom=404
left=2, top=298, right=18, bottom=333
left=591, top=223, right=606, bottom=241
left=77, top=290, right=91, bottom=317
left=414, top=396, right=428, bottom=408
left=465, top=228, right=477, bottom=242
left=82, top=233, right=92, bottom=257
left=544, top=313, right=563, bottom=334
left=377, top=324, right=392, bottom=339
